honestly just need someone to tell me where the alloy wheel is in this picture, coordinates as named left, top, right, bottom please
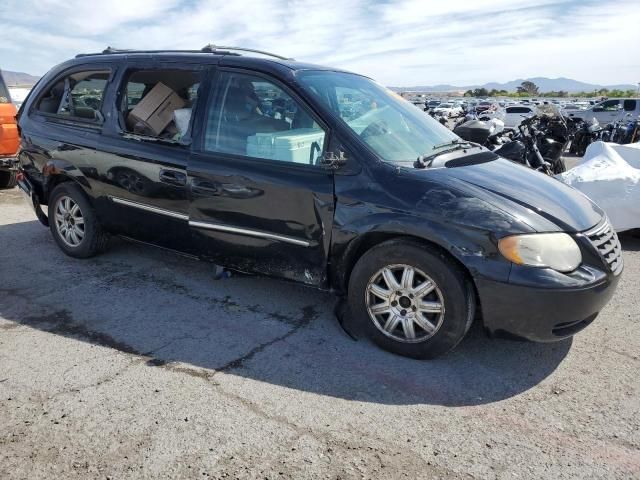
left=365, top=264, right=445, bottom=343
left=54, top=195, right=85, bottom=247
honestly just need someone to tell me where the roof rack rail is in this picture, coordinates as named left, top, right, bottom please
left=75, top=45, right=293, bottom=61
left=200, top=44, right=293, bottom=61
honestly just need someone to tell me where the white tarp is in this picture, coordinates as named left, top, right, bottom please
left=558, top=141, right=640, bottom=232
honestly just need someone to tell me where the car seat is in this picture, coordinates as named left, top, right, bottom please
left=39, top=83, right=64, bottom=114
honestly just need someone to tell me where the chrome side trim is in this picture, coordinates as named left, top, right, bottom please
left=189, top=220, right=310, bottom=247
left=109, top=196, right=188, bottom=221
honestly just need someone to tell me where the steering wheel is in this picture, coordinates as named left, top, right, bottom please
left=360, top=120, right=391, bottom=140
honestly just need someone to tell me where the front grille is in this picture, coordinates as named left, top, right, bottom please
left=584, top=218, right=623, bottom=276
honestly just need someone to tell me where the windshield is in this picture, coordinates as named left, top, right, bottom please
left=297, top=71, right=458, bottom=163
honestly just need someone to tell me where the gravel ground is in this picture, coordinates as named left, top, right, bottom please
left=0, top=186, right=639, bottom=479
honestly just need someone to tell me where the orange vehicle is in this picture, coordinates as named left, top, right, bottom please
left=0, top=69, right=19, bottom=188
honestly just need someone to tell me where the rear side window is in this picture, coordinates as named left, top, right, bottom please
left=119, top=69, right=202, bottom=141
left=623, top=99, right=637, bottom=112
left=35, top=69, right=110, bottom=122
left=0, top=73, right=10, bottom=104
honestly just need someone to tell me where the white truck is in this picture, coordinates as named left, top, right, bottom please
left=564, top=98, right=639, bottom=124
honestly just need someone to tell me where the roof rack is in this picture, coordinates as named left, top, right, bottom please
left=76, top=45, right=293, bottom=61
left=200, top=44, right=293, bottom=60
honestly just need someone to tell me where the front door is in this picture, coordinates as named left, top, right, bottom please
left=594, top=99, right=622, bottom=124
left=188, top=69, right=334, bottom=286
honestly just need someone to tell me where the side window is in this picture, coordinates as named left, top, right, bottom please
left=507, top=107, right=531, bottom=114
left=623, top=99, right=637, bottom=112
left=600, top=100, right=620, bottom=111
left=36, top=70, right=110, bottom=122
left=120, top=69, right=202, bottom=141
left=204, top=71, right=326, bottom=166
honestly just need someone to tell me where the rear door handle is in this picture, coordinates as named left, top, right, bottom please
left=159, top=169, right=187, bottom=187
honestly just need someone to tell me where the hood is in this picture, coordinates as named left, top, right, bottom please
left=440, top=157, right=603, bottom=232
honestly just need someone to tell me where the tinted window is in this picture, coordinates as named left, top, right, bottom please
left=204, top=71, right=326, bottom=166
left=623, top=99, right=637, bottom=112
left=0, top=73, right=10, bottom=104
left=599, top=100, right=620, bottom=111
left=36, top=70, right=110, bottom=122
left=506, top=107, right=532, bottom=114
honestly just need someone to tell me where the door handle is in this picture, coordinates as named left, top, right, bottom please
left=159, top=169, right=187, bottom=187
left=190, top=178, right=220, bottom=196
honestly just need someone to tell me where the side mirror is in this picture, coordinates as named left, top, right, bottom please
left=592, top=107, right=604, bottom=112
left=320, top=151, right=348, bottom=170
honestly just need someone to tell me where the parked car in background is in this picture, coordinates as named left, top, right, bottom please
left=432, top=102, right=462, bottom=117
left=560, top=104, right=584, bottom=117
left=411, top=100, right=427, bottom=111
left=16, top=46, right=622, bottom=359
left=503, top=105, right=536, bottom=128
left=476, top=100, right=497, bottom=113
left=566, top=98, right=640, bottom=125
left=0, top=70, right=19, bottom=188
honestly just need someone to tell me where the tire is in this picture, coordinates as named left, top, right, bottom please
left=547, top=157, right=566, bottom=175
left=48, top=182, right=109, bottom=258
left=348, top=239, right=475, bottom=359
left=0, top=170, right=17, bottom=189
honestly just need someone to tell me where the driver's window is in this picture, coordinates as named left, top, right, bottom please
left=204, top=72, right=326, bottom=166
left=601, top=100, right=620, bottom=111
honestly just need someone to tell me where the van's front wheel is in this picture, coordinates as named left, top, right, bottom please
left=348, top=240, right=474, bottom=359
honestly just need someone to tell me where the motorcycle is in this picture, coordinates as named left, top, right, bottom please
left=570, top=117, right=602, bottom=157
left=453, top=114, right=565, bottom=175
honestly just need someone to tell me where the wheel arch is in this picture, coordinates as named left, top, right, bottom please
left=331, top=231, right=475, bottom=293
left=42, top=159, right=92, bottom=205
left=332, top=231, right=480, bottom=305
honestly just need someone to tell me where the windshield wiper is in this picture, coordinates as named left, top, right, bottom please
left=414, top=144, right=469, bottom=169
left=431, top=139, right=468, bottom=150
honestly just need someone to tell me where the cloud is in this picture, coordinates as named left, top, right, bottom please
left=0, top=0, right=638, bottom=87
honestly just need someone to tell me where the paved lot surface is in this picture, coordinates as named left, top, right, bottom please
left=1, top=186, right=639, bottom=479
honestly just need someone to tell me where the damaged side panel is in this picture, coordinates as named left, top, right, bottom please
left=328, top=164, right=527, bottom=294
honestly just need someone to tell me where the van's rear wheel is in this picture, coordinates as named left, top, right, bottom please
left=348, top=240, right=474, bottom=359
left=0, top=170, right=17, bottom=189
left=48, top=183, right=109, bottom=258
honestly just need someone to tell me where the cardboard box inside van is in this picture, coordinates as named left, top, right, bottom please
left=128, top=82, right=185, bottom=136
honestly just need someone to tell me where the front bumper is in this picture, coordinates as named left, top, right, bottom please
left=477, top=268, right=620, bottom=342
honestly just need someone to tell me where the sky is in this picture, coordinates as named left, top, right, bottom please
left=0, top=0, right=638, bottom=87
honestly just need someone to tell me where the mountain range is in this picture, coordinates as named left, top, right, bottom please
left=1, top=70, right=41, bottom=86
left=390, top=77, right=638, bottom=93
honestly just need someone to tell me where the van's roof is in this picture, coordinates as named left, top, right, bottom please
left=69, top=47, right=348, bottom=75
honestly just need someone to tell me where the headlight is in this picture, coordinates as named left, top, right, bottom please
left=498, top=233, right=582, bottom=273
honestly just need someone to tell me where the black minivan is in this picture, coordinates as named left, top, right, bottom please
left=16, top=46, right=622, bottom=358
